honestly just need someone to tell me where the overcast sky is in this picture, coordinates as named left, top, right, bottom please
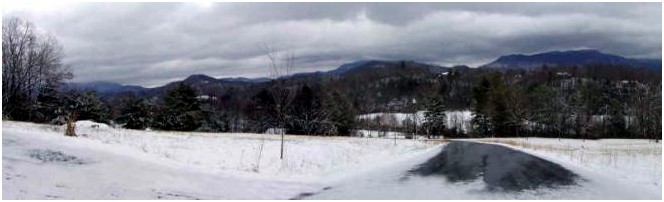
left=3, top=2, right=661, bottom=87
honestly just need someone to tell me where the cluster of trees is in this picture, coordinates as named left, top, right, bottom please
left=467, top=66, right=661, bottom=140
left=248, top=84, right=356, bottom=135
left=20, top=80, right=359, bottom=136
left=74, top=64, right=663, bottom=140
left=1, top=17, right=109, bottom=132
left=352, top=65, right=661, bottom=140
left=3, top=17, right=72, bottom=121
left=2, top=17, right=360, bottom=137
left=113, top=84, right=227, bottom=132
left=1, top=16, right=219, bottom=132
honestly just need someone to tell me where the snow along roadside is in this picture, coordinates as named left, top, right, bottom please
left=463, top=138, right=661, bottom=199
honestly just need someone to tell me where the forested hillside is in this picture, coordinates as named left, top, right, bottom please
left=3, top=17, right=660, bottom=139
left=7, top=57, right=661, bottom=139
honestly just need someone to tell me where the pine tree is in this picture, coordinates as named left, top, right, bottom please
left=423, top=96, right=446, bottom=138
left=471, top=75, right=493, bottom=136
left=117, top=99, right=155, bottom=130
left=471, top=72, right=518, bottom=137
left=63, top=90, right=111, bottom=124
left=525, top=83, right=556, bottom=135
left=288, top=85, right=324, bottom=135
left=33, top=86, right=66, bottom=124
left=153, top=83, right=203, bottom=131
left=250, top=88, right=278, bottom=132
left=323, top=90, right=356, bottom=136
left=488, top=79, right=514, bottom=137
left=198, top=103, right=228, bottom=132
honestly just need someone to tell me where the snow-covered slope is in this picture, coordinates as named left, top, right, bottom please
left=2, top=121, right=439, bottom=199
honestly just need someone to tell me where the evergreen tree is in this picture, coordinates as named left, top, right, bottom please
left=32, top=86, right=67, bottom=124
left=525, top=83, right=556, bottom=135
left=423, top=96, right=446, bottom=138
left=605, top=83, right=628, bottom=138
left=471, top=72, right=517, bottom=137
left=323, top=90, right=356, bottom=136
left=198, top=103, right=228, bottom=132
left=153, top=84, right=203, bottom=131
left=487, top=78, right=515, bottom=137
left=249, top=88, right=278, bottom=132
left=471, top=74, right=493, bottom=136
left=287, top=85, right=324, bottom=135
left=63, top=90, right=111, bottom=124
left=117, top=99, right=155, bottom=130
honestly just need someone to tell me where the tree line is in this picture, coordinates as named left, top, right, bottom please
left=3, top=17, right=661, bottom=140
left=467, top=65, right=661, bottom=140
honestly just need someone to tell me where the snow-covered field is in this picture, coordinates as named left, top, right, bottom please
left=353, top=129, right=406, bottom=138
left=2, top=121, right=439, bottom=199
left=357, top=110, right=473, bottom=133
left=3, top=121, right=661, bottom=199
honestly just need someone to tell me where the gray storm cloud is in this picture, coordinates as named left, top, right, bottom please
left=3, top=2, right=661, bottom=87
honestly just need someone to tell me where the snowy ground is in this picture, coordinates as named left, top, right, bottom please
left=357, top=110, right=473, bottom=133
left=2, top=121, right=439, bottom=199
left=307, top=139, right=662, bottom=200
left=3, top=121, right=661, bottom=199
left=353, top=129, right=406, bottom=138
left=475, top=138, right=662, bottom=191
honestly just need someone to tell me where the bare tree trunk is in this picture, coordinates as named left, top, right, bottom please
left=394, top=124, right=397, bottom=146
left=280, top=132, right=285, bottom=159
left=264, top=44, right=295, bottom=160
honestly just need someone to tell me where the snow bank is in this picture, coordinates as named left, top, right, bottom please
left=72, top=120, right=112, bottom=130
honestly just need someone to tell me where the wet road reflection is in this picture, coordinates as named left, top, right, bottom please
left=407, top=141, right=578, bottom=191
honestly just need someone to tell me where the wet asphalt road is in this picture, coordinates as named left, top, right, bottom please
left=296, top=140, right=579, bottom=199
left=407, top=141, right=578, bottom=191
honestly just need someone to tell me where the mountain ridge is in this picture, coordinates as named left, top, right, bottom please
left=66, top=49, right=661, bottom=93
left=480, top=49, right=661, bottom=71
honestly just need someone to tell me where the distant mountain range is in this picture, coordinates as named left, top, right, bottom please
left=64, top=81, right=146, bottom=94
left=480, top=49, right=661, bottom=71
left=65, top=49, right=661, bottom=94
left=65, top=76, right=270, bottom=95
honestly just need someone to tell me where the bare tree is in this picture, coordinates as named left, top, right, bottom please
left=263, top=44, right=296, bottom=159
left=632, top=83, right=661, bottom=141
left=2, top=17, right=72, bottom=120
